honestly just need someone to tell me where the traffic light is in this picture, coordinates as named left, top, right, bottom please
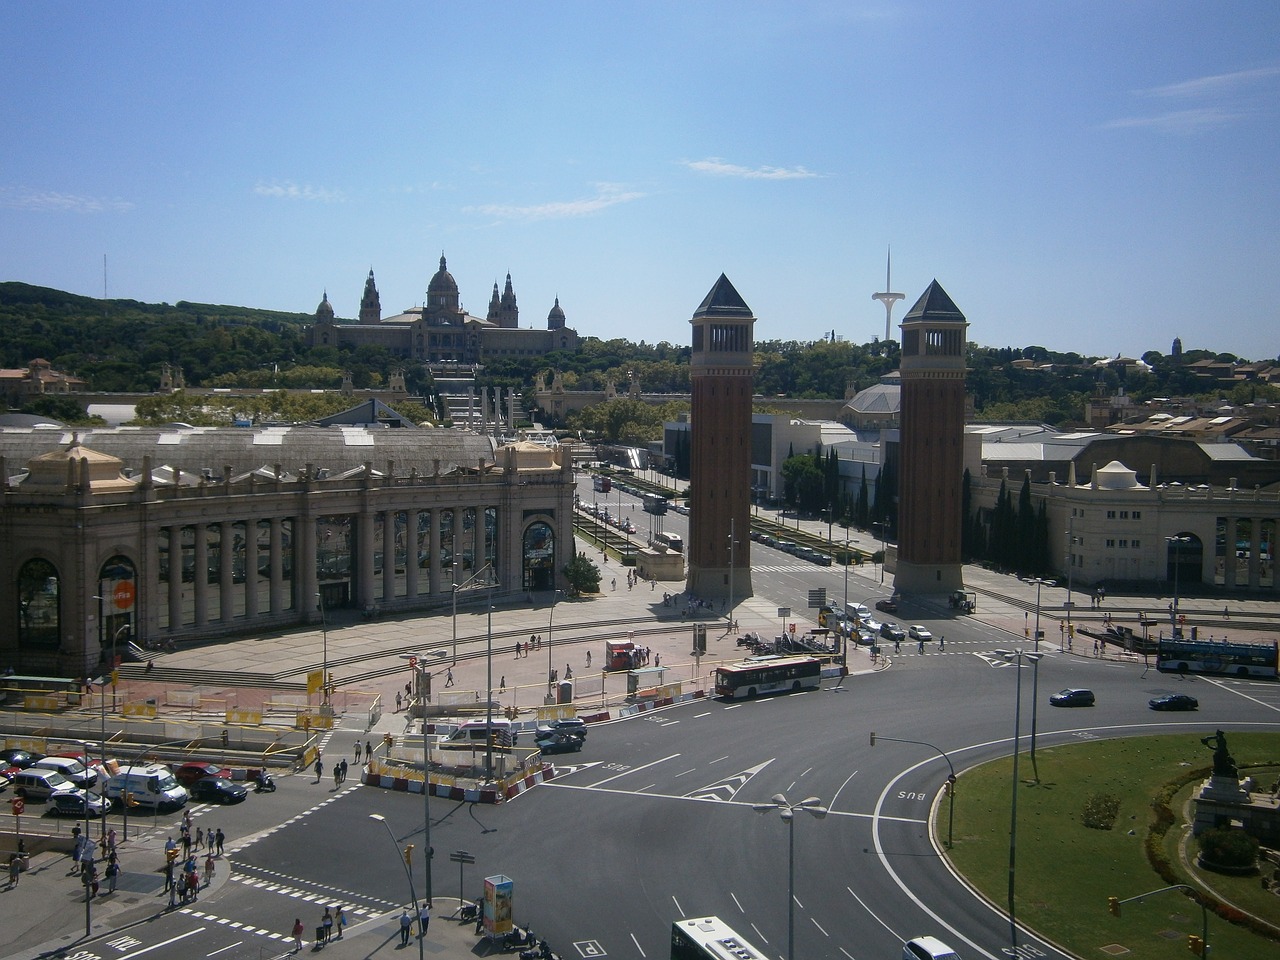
left=125, top=791, right=139, bottom=808
left=944, top=774, right=957, bottom=795
left=166, top=847, right=180, bottom=863
left=1187, top=935, right=1204, bottom=955
left=403, top=844, right=414, bottom=866
left=1107, top=897, right=1121, bottom=917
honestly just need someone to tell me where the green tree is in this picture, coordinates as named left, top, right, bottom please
left=562, top=552, right=602, bottom=597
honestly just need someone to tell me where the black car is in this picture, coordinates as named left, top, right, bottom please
left=189, top=777, right=248, bottom=804
left=535, top=733, right=584, bottom=755
left=1149, top=693, right=1198, bottom=711
left=1049, top=688, right=1096, bottom=707
left=880, top=622, right=906, bottom=643
left=875, top=597, right=899, bottom=613
left=536, top=717, right=588, bottom=739
left=0, top=749, right=46, bottom=770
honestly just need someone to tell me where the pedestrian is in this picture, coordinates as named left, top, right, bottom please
left=611, top=578, right=616, bottom=591
left=334, top=905, right=347, bottom=940
left=918, top=639, right=925, bottom=654
left=354, top=740, right=362, bottom=763
left=399, top=908, right=413, bottom=946
left=654, top=653, right=660, bottom=668
left=106, top=856, right=120, bottom=893
left=515, top=642, right=521, bottom=659
left=195, top=826, right=204, bottom=851
left=322, top=906, right=334, bottom=944
left=8, top=853, right=19, bottom=888
left=396, top=690, right=403, bottom=712
left=500, top=675, right=506, bottom=692
left=1223, top=605, right=1230, bottom=620
left=181, top=827, right=191, bottom=859
left=107, top=827, right=117, bottom=856
left=418, top=900, right=431, bottom=938
left=204, top=852, right=215, bottom=884
left=340, top=759, right=348, bottom=782
left=445, top=667, right=454, bottom=687
left=163, top=857, right=175, bottom=893
left=215, top=828, right=225, bottom=856
left=939, top=636, right=945, bottom=650
left=334, top=765, right=341, bottom=788
left=168, top=873, right=178, bottom=908
left=365, top=739, right=372, bottom=759
left=315, top=757, right=324, bottom=782
left=586, top=651, right=592, bottom=668
left=292, top=918, right=305, bottom=953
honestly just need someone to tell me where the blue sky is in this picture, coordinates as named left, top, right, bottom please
left=3, top=2, right=1278, bottom=361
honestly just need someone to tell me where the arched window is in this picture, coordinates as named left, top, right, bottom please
left=522, top=521, right=555, bottom=592
left=18, top=558, right=60, bottom=648
left=97, top=555, right=137, bottom=655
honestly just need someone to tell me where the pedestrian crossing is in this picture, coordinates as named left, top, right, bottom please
left=179, top=907, right=287, bottom=941
left=232, top=864, right=400, bottom=916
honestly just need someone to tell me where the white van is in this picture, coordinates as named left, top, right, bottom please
left=12, top=768, right=79, bottom=801
left=903, top=937, right=961, bottom=960
left=105, top=764, right=188, bottom=810
left=31, top=756, right=97, bottom=791
left=441, top=718, right=519, bottom=749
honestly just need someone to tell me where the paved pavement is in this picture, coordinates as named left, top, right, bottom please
left=5, top=511, right=1278, bottom=959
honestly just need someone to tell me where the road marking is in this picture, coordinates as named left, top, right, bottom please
left=725, top=703, right=743, bottom=710
left=730, top=891, right=743, bottom=913
left=588, top=753, right=680, bottom=788
left=673, top=768, right=698, bottom=778
left=630, top=932, right=647, bottom=957
left=708, top=756, right=729, bottom=764
left=1208, top=676, right=1280, bottom=712
left=672, top=895, right=684, bottom=917
left=750, top=922, right=768, bottom=943
left=206, top=942, right=243, bottom=957
left=811, top=917, right=829, bottom=936
left=118, top=928, right=206, bottom=959
left=694, top=711, right=711, bottom=718
left=685, top=759, right=774, bottom=802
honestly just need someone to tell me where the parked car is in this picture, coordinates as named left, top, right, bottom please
left=30, top=756, right=97, bottom=791
left=175, top=762, right=231, bottom=787
left=189, top=777, right=248, bottom=804
left=47, top=790, right=112, bottom=818
left=0, top=749, right=46, bottom=771
left=875, top=596, right=899, bottom=613
left=12, top=768, right=79, bottom=801
left=1149, top=693, right=1198, bottom=711
left=1050, top=688, right=1096, bottom=707
left=908, top=625, right=933, bottom=642
left=880, top=622, right=906, bottom=642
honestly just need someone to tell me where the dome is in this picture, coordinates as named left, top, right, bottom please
left=315, top=291, right=335, bottom=319
left=427, top=254, right=458, bottom=296
left=547, top=297, right=566, bottom=323
left=1095, top=460, right=1145, bottom=491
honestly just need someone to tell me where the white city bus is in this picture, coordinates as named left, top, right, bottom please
left=671, top=917, right=767, bottom=960
left=713, top=655, right=822, bottom=699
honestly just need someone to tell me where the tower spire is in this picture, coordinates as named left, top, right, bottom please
left=872, top=246, right=905, bottom=343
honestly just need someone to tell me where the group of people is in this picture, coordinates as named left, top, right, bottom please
left=397, top=902, right=432, bottom=945
left=291, top=904, right=350, bottom=951
left=515, top=636, right=545, bottom=658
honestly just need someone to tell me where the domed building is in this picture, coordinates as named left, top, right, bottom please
left=306, top=254, right=580, bottom=363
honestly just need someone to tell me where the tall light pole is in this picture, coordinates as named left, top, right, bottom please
left=369, top=814, right=423, bottom=960
left=751, top=793, right=827, bottom=960
left=484, top=582, right=497, bottom=781
left=547, top=588, right=564, bottom=697
left=1022, top=578, right=1055, bottom=652
left=1064, top=514, right=1076, bottom=650
left=994, top=648, right=1043, bottom=950
left=724, top=520, right=737, bottom=636
left=1167, top=535, right=1191, bottom=637
left=315, top=592, right=329, bottom=708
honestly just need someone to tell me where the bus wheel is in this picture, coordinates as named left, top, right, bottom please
left=747, top=687, right=757, bottom=698
left=792, top=681, right=801, bottom=691
left=1237, top=666, right=1250, bottom=677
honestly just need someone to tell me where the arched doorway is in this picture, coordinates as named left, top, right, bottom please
left=17, top=558, right=60, bottom=650
left=523, top=521, right=555, bottom=592
left=1166, top=533, right=1203, bottom=588
left=97, top=555, right=137, bottom=663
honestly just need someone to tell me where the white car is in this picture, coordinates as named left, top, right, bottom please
left=862, top=617, right=884, bottom=635
left=909, top=624, right=933, bottom=641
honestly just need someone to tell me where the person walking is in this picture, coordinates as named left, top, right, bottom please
left=395, top=690, right=403, bottom=712
left=333, top=765, right=341, bottom=788
left=445, top=667, right=454, bottom=687
left=291, top=918, right=305, bottom=953
left=339, top=759, right=348, bottom=783
left=204, top=851, right=215, bottom=884
left=314, top=757, right=323, bottom=783
left=586, top=650, right=591, bottom=668
left=365, top=739, right=373, bottom=760
left=8, top=853, right=20, bottom=888
left=195, top=827, right=204, bottom=851
left=500, top=675, right=506, bottom=692
left=418, top=900, right=431, bottom=938
left=399, top=908, right=413, bottom=946
left=215, top=828, right=225, bottom=856
left=354, top=740, right=362, bottom=763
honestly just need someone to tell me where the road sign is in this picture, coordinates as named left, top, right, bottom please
left=777, top=607, right=791, bottom=619
left=807, top=588, right=827, bottom=608
left=449, top=850, right=477, bottom=864
left=11, top=797, right=24, bottom=815
left=409, top=656, right=417, bottom=669
left=306, top=669, right=323, bottom=695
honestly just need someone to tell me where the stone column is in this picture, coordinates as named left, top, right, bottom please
left=406, top=510, right=420, bottom=598
left=428, top=509, right=442, bottom=596
left=168, top=526, right=183, bottom=630
left=357, top=510, right=376, bottom=610
left=383, top=509, right=398, bottom=602
left=219, top=521, right=236, bottom=623
left=269, top=518, right=284, bottom=614
left=192, top=523, right=208, bottom=627
left=245, top=519, right=259, bottom=618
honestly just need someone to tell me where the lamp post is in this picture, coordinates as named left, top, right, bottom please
left=994, top=648, right=1043, bottom=949
left=869, top=732, right=957, bottom=847
left=314, top=592, right=329, bottom=708
left=483, top=579, right=499, bottom=782
left=369, top=814, right=424, bottom=960
left=1022, top=578, right=1055, bottom=652
left=724, top=520, right=737, bottom=636
left=547, top=588, right=564, bottom=697
left=1167, top=535, right=1191, bottom=637
left=752, top=794, right=827, bottom=960
left=1064, top=514, right=1076, bottom=650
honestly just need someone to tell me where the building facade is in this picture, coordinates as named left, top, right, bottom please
left=0, top=425, right=575, bottom=677
left=686, top=275, right=755, bottom=601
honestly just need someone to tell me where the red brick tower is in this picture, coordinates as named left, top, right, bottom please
left=895, top=280, right=968, bottom=594
left=686, top=275, right=754, bottom=602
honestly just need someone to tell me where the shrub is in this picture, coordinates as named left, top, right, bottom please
left=1082, top=792, right=1121, bottom=830
left=1197, top=826, right=1259, bottom=869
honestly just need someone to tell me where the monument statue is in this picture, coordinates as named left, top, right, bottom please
left=1200, top=729, right=1238, bottom=779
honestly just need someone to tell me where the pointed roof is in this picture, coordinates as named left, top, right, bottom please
left=903, top=280, right=965, bottom=324
left=692, top=274, right=753, bottom=319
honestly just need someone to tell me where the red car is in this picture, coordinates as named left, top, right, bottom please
left=174, top=762, right=231, bottom=787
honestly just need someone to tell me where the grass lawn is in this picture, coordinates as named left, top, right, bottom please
left=946, top=732, right=1280, bottom=960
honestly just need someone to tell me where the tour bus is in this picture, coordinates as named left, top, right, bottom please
left=592, top=475, right=612, bottom=493
left=1156, top=637, right=1279, bottom=678
left=671, top=916, right=767, bottom=960
left=714, top=655, right=822, bottom=699
left=653, top=532, right=684, bottom=553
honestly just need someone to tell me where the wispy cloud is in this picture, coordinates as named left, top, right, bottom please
left=253, top=181, right=346, bottom=202
left=1105, top=64, right=1278, bottom=134
left=0, top=187, right=133, bottom=213
left=465, top=183, right=644, bottom=222
left=683, top=157, right=820, bottom=180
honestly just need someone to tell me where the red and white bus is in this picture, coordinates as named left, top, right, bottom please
left=713, top=655, right=822, bottom=699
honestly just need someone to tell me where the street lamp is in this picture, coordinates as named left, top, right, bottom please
left=1167, top=535, right=1192, bottom=637
left=1064, top=514, right=1076, bottom=650
left=1022, top=578, right=1055, bottom=652
left=315, top=592, right=329, bottom=707
left=484, top=582, right=497, bottom=782
left=994, top=648, right=1043, bottom=950
left=369, top=814, right=424, bottom=960
left=751, top=793, right=827, bottom=960
left=724, top=520, right=738, bottom=636
left=547, top=588, right=564, bottom=696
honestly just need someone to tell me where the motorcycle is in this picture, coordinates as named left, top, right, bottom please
left=253, top=771, right=276, bottom=793
left=501, top=925, right=535, bottom=952
left=520, top=940, right=557, bottom=960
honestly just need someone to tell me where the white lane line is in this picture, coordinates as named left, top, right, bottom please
left=672, top=895, right=684, bottom=917
left=206, top=942, right=243, bottom=957
left=725, top=704, right=743, bottom=710
left=694, top=712, right=711, bottom=718
left=828, top=767, right=860, bottom=811
left=119, top=928, right=206, bottom=959
left=750, top=922, right=768, bottom=943
left=630, top=932, right=647, bottom=957
left=587, top=753, right=680, bottom=787
left=840, top=948, right=857, bottom=959
left=811, top=917, right=829, bottom=936
left=673, top=768, right=698, bottom=778
left=709, top=756, right=729, bottom=764
left=1207, top=676, right=1280, bottom=712
left=730, top=891, right=744, bottom=913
